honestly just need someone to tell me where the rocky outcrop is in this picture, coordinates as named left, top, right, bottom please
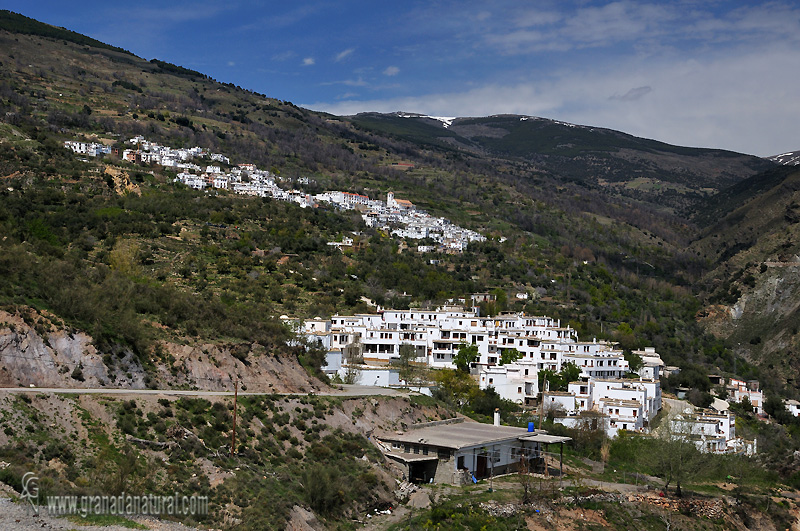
left=0, top=309, right=326, bottom=392
left=0, top=310, right=143, bottom=388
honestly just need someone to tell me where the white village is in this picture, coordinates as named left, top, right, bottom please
left=65, top=136, right=485, bottom=254
left=299, top=304, right=761, bottom=464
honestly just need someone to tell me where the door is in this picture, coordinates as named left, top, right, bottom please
left=476, top=454, right=488, bottom=479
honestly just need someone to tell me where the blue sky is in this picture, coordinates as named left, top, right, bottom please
left=7, top=1, right=800, bottom=156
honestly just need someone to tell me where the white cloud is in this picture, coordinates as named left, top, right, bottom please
left=302, top=57, right=315, bottom=66
left=383, top=66, right=400, bottom=76
left=305, top=45, right=800, bottom=157
left=272, top=51, right=295, bottom=62
left=610, top=86, right=652, bottom=102
left=321, top=77, right=368, bottom=87
left=334, top=48, right=355, bottom=62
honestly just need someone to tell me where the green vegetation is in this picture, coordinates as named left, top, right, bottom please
left=1, top=393, right=428, bottom=530
left=64, top=514, right=148, bottom=529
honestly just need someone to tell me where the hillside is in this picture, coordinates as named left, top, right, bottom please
left=769, top=150, right=800, bottom=166
left=0, top=10, right=745, bottom=380
left=691, top=166, right=800, bottom=395
left=351, top=112, right=773, bottom=213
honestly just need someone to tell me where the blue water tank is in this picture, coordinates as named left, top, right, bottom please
left=528, top=421, right=535, bottom=432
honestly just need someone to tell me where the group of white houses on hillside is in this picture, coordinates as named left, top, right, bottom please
left=301, top=307, right=762, bottom=454
left=301, top=307, right=665, bottom=439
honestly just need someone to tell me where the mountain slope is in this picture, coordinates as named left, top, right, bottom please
left=692, top=166, right=800, bottom=394
left=351, top=112, right=774, bottom=212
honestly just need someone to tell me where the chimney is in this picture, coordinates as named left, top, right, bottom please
left=493, top=408, right=500, bottom=427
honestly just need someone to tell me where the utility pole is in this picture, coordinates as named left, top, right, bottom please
left=231, top=379, right=238, bottom=456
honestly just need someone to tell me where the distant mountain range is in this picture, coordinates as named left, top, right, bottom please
left=351, top=112, right=774, bottom=213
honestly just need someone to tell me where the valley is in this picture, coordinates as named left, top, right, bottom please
left=2, top=9, right=800, bottom=530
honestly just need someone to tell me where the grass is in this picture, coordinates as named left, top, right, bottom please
left=63, top=514, right=148, bottom=529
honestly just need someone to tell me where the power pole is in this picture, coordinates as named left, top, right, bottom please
left=231, top=379, right=238, bottom=456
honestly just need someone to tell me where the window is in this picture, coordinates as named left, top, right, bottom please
left=489, top=378, right=494, bottom=384
left=518, top=387, right=522, bottom=394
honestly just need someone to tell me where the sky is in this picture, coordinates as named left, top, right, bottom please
left=6, top=1, right=800, bottom=156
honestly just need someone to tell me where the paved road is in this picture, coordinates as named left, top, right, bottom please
left=0, top=384, right=412, bottom=398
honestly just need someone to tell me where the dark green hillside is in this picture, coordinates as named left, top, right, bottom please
left=352, top=112, right=773, bottom=214
left=692, top=164, right=799, bottom=228
left=349, top=112, right=462, bottom=151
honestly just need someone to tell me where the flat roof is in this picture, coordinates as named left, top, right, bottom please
left=382, top=422, right=536, bottom=450
left=385, top=452, right=439, bottom=463
left=519, top=433, right=572, bottom=444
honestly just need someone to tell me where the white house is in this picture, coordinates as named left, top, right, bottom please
left=378, top=418, right=570, bottom=485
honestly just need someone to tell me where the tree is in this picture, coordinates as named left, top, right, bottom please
left=539, top=362, right=582, bottom=392
left=396, top=342, right=416, bottom=372
left=432, top=369, right=479, bottom=410
left=394, top=342, right=429, bottom=390
left=624, top=350, right=644, bottom=374
left=500, top=347, right=523, bottom=366
left=342, top=335, right=363, bottom=384
left=538, top=368, right=559, bottom=393
left=560, top=362, right=581, bottom=387
left=453, top=343, right=479, bottom=373
left=650, top=419, right=703, bottom=497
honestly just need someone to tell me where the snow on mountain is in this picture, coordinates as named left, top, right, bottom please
left=427, top=116, right=456, bottom=128
left=396, top=112, right=455, bottom=128
left=768, top=151, right=800, bottom=166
